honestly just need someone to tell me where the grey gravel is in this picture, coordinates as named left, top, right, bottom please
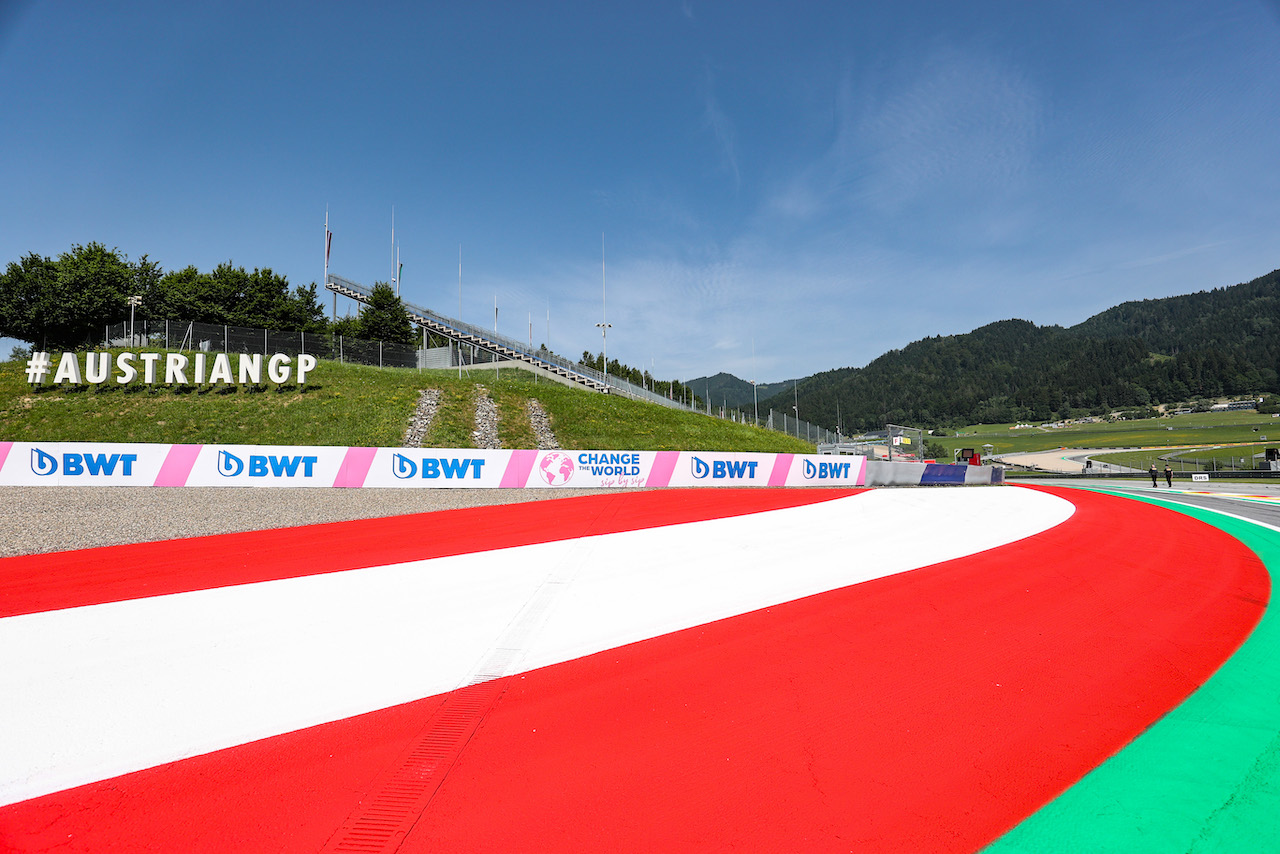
left=0, top=486, right=630, bottom=557
left=402, top=389, right=441, bottom=447
left=527, top=398, right=560, bottom=449
left=471, top=386, right=500, bottom=449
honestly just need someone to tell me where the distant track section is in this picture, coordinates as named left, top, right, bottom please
left=326, top=274, right=610, bottom=392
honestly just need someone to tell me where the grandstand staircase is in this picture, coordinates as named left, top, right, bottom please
left=325, top=275, right=609, bottom=393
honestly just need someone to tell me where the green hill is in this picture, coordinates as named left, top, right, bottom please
left=0, top=356, right=814, bottom=453
left=685, top=372, right=796, bottom=411
left=758, top=267, right=1280, bottom=432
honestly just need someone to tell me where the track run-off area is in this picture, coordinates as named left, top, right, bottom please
left=1, top=483, right=1278, bottom=852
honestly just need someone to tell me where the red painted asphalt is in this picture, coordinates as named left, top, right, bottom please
left=0, top=488, right=858, bottom=618
left=0, top=486, right=1267, bottom=852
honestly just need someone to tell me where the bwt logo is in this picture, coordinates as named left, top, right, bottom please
left=392, top=454, right=486, bottom=479
left=804, top=460, right=853, bottom=480
left=691, top=456, right=759, bottom=480
left=218, top=450, right=318, bottom=478
left=31, top=448, right=138, bottom=477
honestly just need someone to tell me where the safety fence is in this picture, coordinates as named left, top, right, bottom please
left=105, top=316, right=842, bottom=446
left=816, top=425, right=926, bottom=461
left=104, top=320, right=419, bottom=369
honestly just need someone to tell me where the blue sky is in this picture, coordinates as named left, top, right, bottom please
left=2, top=1, right=1279, bottom=383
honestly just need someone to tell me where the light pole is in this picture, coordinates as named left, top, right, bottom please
left=596, top=320, right=611, bottom=384
left=793, top=379, right=799, bottom=438
left=752, top=338, right=759, bottom=427
left=597, top=233, right=611, bottom=387
left=128, top=295, right=142, bottom=347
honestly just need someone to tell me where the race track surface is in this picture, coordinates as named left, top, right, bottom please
left=0, top=485, right=1275, bottom=852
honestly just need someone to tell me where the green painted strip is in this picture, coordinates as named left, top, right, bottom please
left=986, top=488, right=1280, bottom=853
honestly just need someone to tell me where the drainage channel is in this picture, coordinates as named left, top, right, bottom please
left=320, top=545, right=589, bottom=854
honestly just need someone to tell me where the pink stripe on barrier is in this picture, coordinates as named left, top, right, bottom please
left=333, top=447, right=378, bottom=488
left=153, top=445, right=202, bottom=487
left=0, top=442, right=11, bottom=474
left=501, top=450, right=538, bottom=488
left=768, top=454, right=793, bottom=486
left=646, top=451, right=679, bottom=487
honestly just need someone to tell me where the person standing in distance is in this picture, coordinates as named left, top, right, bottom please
left=1165, top=464, right=1173, bottom=487
left=1150, top=464, right=1159, bottom=486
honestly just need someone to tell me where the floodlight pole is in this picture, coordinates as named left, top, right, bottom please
left=752, top=338, right=759, bottom=427
left=128, top=295, right=142, bottom=346
left=596, top=233, right=611, bottom=388
left=458, top=245, right=463, bottom=379
left=793, top=379, right=799, bottom=438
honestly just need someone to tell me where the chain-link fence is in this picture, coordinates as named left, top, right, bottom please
left=1130, top=450, right=1276, bottom=473
left=105, top=319, right=419, bottom=369
left=103, top=316, right=846, bottom=447
left=815, top=424, right=927, bottom=460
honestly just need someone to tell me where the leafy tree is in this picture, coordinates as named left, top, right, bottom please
left=143, top=263, right=329, bottom=332
left=356, top=282, right=415, bottom=346
left=331, top=315, right=360, bottom=338
left=0, top=243, right=160, bottom=349
left=283, top=283, right=329, bottom=333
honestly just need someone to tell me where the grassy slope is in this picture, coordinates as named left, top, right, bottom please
left=4, top=354, right=1272, bottom=457
left=0, top=357, right=814, bottom=453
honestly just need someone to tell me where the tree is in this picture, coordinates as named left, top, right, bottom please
left=144, top=264, right=329, bottom=332
left=0, top=243, right=160, bottom=350
left=331, top=315, right=360, bottom=338
left=356, top=282, right=415, bottom=346
left=283, top=283, right=329, bottom=333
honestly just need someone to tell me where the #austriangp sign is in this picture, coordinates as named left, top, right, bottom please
left=24, top=351, right=318, bottom=387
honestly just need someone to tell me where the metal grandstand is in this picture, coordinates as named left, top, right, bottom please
left=325, top=273, right=843, bottom=440
left=326, top=274, right=697, bottom=411
left=326, top=274, right=611, bottom=393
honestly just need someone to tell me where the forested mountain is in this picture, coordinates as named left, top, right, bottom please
left=757, top=268, right=1280, bottom=433
left=686, top=372, right=796, bottom=410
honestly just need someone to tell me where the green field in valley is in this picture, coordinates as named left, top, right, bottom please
left=935, top=410, right=1279, bottom=458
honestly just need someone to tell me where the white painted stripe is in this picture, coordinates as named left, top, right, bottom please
left=0, top=487, right=1072, bottom=806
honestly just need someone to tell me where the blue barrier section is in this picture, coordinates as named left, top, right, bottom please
left=921, top=464, right=968, bottom=485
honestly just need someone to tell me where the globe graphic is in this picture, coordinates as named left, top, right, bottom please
left=539, top=452, right=574, bottom=486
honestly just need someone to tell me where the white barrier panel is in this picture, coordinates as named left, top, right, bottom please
left=0, top=443, right=171, bottom=486
left=0, top=442, right=909, bottom=488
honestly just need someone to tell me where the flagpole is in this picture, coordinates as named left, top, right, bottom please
left=458, top=245, right=463, bottom=379
left=325, top=207, right=334, bottom=320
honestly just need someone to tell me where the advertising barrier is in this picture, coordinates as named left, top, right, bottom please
left=0, top=442, right=999, bottom=488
